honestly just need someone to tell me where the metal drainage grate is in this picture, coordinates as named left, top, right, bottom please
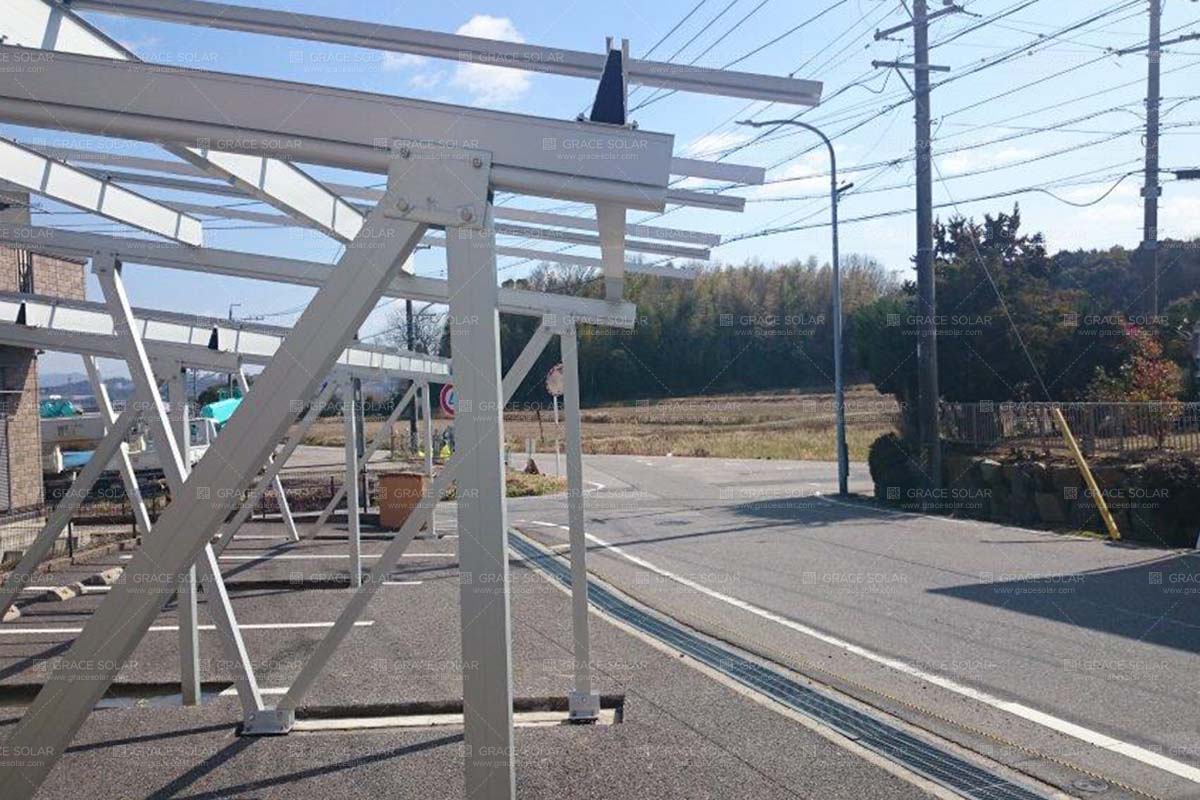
left=511, top=533, right=1049, bottom=800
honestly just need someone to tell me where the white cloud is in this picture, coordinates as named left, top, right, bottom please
left=450, top=15, right=531, bottom=106
left=938, top=146, right=1037, bottom=177
left=749, top=146, right=849, bottom=200
left=382, top=52, right=428, bottom=70
left=410, top=71, right=445, bottom=90
left=681, top=132, right=750, bottom=159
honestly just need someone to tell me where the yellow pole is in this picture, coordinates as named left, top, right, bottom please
left=1051, top=407, right=1120, bottom=540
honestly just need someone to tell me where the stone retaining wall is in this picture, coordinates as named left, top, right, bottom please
left=869, top=433, right=1199, bottom=548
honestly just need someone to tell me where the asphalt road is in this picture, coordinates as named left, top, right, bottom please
left=511, top=454, right=1200, bottom=800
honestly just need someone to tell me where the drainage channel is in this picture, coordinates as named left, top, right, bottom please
left=510, top=533, right=1050, bottom=800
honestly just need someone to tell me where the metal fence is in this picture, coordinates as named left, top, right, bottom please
left=939, top=401, right=1200, bottom=456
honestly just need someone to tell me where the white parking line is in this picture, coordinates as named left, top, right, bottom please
left=118, top=554, right=452, bottom=561
left=0, top=621, right=375, bottom=635
left=21, top=585, right=111, bottom=593
left=521, top=519, right=1200, bottom=785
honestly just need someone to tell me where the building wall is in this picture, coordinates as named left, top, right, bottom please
left=0, top=191, right=87, bottom=511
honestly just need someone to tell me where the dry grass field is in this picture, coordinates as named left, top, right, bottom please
left=301, top=385, right=899, bottom=462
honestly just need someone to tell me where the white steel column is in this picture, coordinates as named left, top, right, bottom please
left=595, top=203, right=627, bottom=301
left=83, top=356, right=152, bottom=536
left=559, top=322, right=599, bottom=720
left=446, top=212, right=516, bottom=800
left=167, top=367, right=201, bottom=706
left=236, top=369, right=298, bottom=540
left=421, top=381, right=434, bottom=477
left=214, top=378, right=339, bottom=556
left=344, top=381, right=362, bottom=588
left=308, top=381, right=416, bottom=537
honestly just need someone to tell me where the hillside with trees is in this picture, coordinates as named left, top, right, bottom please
left=389, top=206, right=1198, bottom=415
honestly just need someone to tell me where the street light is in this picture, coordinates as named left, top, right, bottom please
left=737, top=118, right=850, bottom=496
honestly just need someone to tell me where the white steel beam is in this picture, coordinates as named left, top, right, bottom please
left=0, top=149, right=432, bottom=796
left=670, top=156, right=765, bottom=184
left=422, top=237, right=700, bottom=279
left=22, top=148, right=728, bottom=244
left=64, top=0, right=822, bottom=105
left=157, top=196, right=709, bottom=262
left=0, top=46, right=674, bottom=208
left=493, top=222, right=708, bottom=260
left=0, top=291, right=449, bottom=383
left=43, top=163, right=733, bottom=217
left=236, top=369, right=298, bottom=541
left=2, top=0, right=365, bottom=243
left=0, top=226, right=639, bottom=328
left=667, top=188, right=746, bottom=212
left=495, top=206, right=720, bottom=247
left=0, top=139, right=202, bottom=245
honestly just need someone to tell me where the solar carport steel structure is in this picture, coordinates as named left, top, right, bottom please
left=0, top=2, right=822, bottom=797
left=0, top=290, right=452, bottom=706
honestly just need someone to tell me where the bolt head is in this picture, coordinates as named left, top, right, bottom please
left=460, top=208, right=475, bottom=223
left=471, top=156, right=483, bottom=168
left=399, top=146, right=411, bottom=158
left=397, top=198, right=411, bottom=212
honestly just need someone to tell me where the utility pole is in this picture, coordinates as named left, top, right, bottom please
left=227, top=302, right=241, bottom=397
left=1114, top=5, right=1200, bottom=318
left=406, top=298, right=418, bottom=449
left=1141, top=0, right=1162, bottom=318
left=873, top=1, right=958, bottom=493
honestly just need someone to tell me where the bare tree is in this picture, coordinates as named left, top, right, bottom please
left=384, top=304, right=447, bottom=355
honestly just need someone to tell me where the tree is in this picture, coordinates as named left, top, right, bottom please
left=851, top=207, right=1137, bottom=424
left=1086, top=324, right=1184, bottom=402
left=384, top=304, right=447, bottom=356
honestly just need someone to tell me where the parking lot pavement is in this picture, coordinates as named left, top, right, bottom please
left=0, top=516, right=942, bottom=800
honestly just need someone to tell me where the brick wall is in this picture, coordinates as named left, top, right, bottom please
left=0, top=191, right=87, bottom=511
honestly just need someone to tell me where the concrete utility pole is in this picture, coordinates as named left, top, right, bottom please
left=1141, top=0, right=1163, bottom=318
left=873, top=1, right=958, bottom=492
left=913, top=0, right=940, bottom=491
left=407, top=298, right=418, bottom=448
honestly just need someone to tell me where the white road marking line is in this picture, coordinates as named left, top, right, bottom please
left=521, top=519, right=1200, bottom=785
left=119, top=554, right=452, bottom=561
left=220, top=685, right=288, bottom=696
left=0, top=621, right=374, bottom=635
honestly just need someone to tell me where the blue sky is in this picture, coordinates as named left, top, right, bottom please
left=10, top=0, right=1200, bottom=377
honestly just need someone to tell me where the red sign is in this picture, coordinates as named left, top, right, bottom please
left=439, top=383, right=456, bottom=418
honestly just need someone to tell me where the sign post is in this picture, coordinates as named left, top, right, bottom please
left=546, top=364, right=564, bottom=476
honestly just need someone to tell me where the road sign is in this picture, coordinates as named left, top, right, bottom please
left=545, top=363, right=564, bottom=397
left=439, top=383, right=456, bottom=418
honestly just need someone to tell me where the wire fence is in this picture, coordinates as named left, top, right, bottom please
left=939, top=401, right=1200, bottom=457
